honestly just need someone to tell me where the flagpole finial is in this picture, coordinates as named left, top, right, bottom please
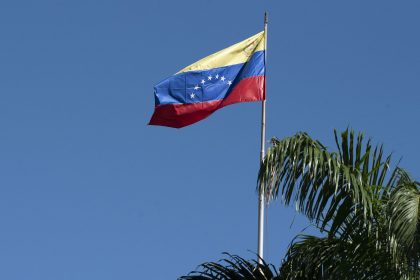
left=264, top=12, right=268, bottom=24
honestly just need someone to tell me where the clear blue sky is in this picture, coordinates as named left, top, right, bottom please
left=1, top=1, right=419, bottom=279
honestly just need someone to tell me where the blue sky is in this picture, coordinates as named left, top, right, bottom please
left=1, top=0, right=419, bottom=279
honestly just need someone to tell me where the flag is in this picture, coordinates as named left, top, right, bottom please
left=149, top=31, right=266, bottom=128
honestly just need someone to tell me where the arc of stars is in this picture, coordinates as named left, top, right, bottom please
left=192, top=73, right=232, bottom=101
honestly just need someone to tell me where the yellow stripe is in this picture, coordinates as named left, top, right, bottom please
left=177, top=31, right=265, bottom=74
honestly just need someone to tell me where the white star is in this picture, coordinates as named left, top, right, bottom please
left=190, top=93, right=195, bottom=99
left=227, top=80, right=232, bottom=85
left=220, top=76, right=226, bottom=81
left=208, top=75, right=212, bottom=80
left=194, top=85, right=200, bottom=90
left=215, top=74, right=219, bottom=79
left=201, top=79, right=205, bottom=84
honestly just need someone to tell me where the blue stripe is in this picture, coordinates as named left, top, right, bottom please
left=153, top=50, right=265, bottom=106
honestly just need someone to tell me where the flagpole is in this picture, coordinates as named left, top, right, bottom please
left=257, top=11, right=267, bottom=264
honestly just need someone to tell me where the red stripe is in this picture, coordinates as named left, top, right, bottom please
left=149, top=76, right=265, bottom=128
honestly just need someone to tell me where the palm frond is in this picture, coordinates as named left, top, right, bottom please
left=179, top=253, right=279, bottom=280
left=388, top=169, right=420, bottom=265
left=279, top=235, right=402, bottom=280
left=257, top=129, right=391, bottom=234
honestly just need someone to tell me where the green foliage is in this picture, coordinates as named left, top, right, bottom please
left=258, top=129, right=419, bottom=279
left=179, top=253, right=279, bottom=280
left=257, top=129, right=393, bottom=236
left=180, top=129, right=420, bottom=280
left=278, top=235, right=400, bottom=280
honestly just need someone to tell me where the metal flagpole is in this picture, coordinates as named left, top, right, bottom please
left=257, top=11, right=267, bottom=263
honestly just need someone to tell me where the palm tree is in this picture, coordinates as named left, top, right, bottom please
left=180, top=253, right=279, bottom=280
left=180, top=129, right=420, bottom=280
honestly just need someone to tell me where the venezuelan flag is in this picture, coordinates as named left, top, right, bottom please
left=149, top=31, right=266, bottom=128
